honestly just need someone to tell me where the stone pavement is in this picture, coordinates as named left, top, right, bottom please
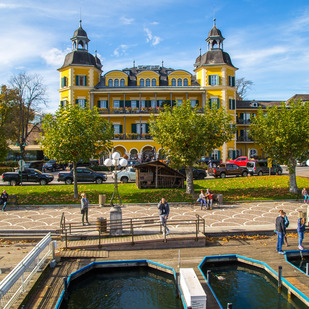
left=0, top=200, right=308, bottom=234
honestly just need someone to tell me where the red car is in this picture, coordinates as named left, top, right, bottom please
left=227, top=156, right=251, bottom=166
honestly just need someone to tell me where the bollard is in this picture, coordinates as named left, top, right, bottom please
left=227, top=303, right=232, bottom=309
left=207, top=270, right=211, bottom=285
left=63, top=276, right=68, bottom=301
left=278, top=266, right=282, bottom=292
left=306, top=263, right=309, bottom=276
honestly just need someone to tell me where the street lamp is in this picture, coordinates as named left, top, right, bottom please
left=104, top=151, right=127, bottom=235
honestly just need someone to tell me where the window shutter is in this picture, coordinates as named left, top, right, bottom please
left=136, top=100, right=140, bottom=108
left=75, top=99, right=78, bottom=105
left=131, top=123, right=137, bottom=133
left=218, top=151, right=221, bottom=160
left=125, top=100, right=130, bottom=108
left=216, top=75, right=219, bottom=85
left=209, top=99, right=212, bottom=109
left=75, top=76, right=79, bottom=86
left=233, top=99, right=236, bottom=110
left=208, top=75, right=211, bottom=86
left=97, top=101, right=100, bottom=108
left=106, top=101, right=109, bottom=109
left=233, top=76, right=235, bottom=87
left=61, top=77, right=64, bottom=88
left=84, top=76, right=87, bottom=86
left=146, top=123, right=150, bottom=133
left=217, top=98, right=220, bottom=109
left=120, top=125, right=123, bottom=134
left=120, top=100, right=124, bottom=108
left=60, top=101, right=64, bottom=107
left=84, top=99, right=87, bottom=108
left=111, top=125, right=115, bottom=133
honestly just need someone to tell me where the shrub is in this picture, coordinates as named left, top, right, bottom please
left=0, top=161, right=19, bottom=167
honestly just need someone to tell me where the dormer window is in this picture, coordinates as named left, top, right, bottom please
left=108, top=79, right=113, bottom=87
left=152, top=78, right=156, bottom=86
left=177, top=78, right=182, bottom=86
left=140, top=79, right=145, bottom=87
left=251, top=102, right=258, bottom=107
left=114, top=79, right=119, bottom=87
left=120, top=79, right=125, bottom=87
left=171, top=78, right=176, bottom=86
left=146, top=78, right=150, bottom=87
left=184, top=78, right=188, bottom=86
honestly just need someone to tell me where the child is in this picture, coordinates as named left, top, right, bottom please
left=302, top=188, right=308, bottom=203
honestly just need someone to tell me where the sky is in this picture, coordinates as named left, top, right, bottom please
left=0, top=0, right=309, bottom=112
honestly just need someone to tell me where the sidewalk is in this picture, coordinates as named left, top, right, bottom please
left=0, top=200, right=307, bottom=234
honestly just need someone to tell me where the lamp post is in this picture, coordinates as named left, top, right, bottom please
left=104, top=151, right=128, bottom=235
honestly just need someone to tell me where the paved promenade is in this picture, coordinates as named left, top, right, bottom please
left=0, top=200, right=307, bottom=234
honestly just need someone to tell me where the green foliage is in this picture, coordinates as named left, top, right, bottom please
left=149, top=100, right=235, bottom=193
left=0, top=161, right=19, bottom=167
left=250, top=100, right=309, bottom=192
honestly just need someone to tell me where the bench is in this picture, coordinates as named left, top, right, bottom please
left=192, top=193, right=223, bottom=207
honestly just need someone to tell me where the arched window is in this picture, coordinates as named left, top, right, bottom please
left=152, top=78, right=156, bottom=86
left=120, top=79, right=125, bottom=87
left=171, top=78, right=176, bottom=86
left=177, top=78, right=182, bottom=86
left=140, top=79, right=144, bottom=87
left=183, top=78, right=188, bottom=86
left=114, top=79, right=119, bottom=87
left=108, top=79, right=113, bottom=87
left=146, top=79, right=150, bottom=87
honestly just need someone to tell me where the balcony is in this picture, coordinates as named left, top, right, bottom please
left=98, top=106, right=205, bottom=115
left=237, top=136, right=254, bottom=142
left=236, top=119, right=252, bottom=125
left=113, top=133, right=153, bottom=140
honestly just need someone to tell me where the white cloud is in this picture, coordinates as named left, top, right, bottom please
left=41, top=48, right=71, bottom=67
left=113, top=44, right=129, bottom=57
left=144, top=28, right=162, bottom=46
left=151, top=21, right=159, bottom=25
left=120, top=16, right=134, bottom=25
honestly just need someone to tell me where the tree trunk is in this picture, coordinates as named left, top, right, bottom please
left=73, top=161, right=78, bottom=199
left=288, top=158, right=298, bottom=194
left=185, top=166, right=194, bottom=194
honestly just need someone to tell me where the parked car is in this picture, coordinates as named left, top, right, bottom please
left=208, top=163, right=249, bottom=178
left=246, top=160, right=283, bottom=176
left=179, top=167, right=207, bottom=180
left=43, top=160, right=67, bottom=172
left=197, top=157, right=221, bottom=167
left=57, top=167, right=107, bottom=184
left=226, top=156, right=251, bottom=167
left=23, top=160, right=45, bottom=170
left=113, top=167, right=136, bottom=183
left=2, top=168, right=54, bottom=185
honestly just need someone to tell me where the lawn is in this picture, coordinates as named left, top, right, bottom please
left=1, top=175, right=309, bottom=205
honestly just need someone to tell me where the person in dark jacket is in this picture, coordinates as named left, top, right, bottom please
left=81, top=193, right=90, bottom=226
left=297, top=217, right=306, bottom=250
left=158, top=198, right=170, bottom=235
left=0, top=190, right=9, bottom=211
left=275, top=211, right=286, bottom=254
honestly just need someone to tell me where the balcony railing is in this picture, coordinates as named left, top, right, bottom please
left=98, top=107, right=206, bottom=114
left=113, top=133, right=153, bottom=140
left=237, top=136, right=254, bottom=142
left=236, top=119, right=252, bottom=125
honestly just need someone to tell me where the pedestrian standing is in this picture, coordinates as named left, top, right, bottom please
left=197, top=189, right=207, bottom=210
left=81, top=193, right=90, bottom=226
left=297, top=216, right=306, bottom=250
left=275, top=211, right=286, bottom=254
left=0, top=190, right=9, bottom=211
left=158, top=197, right=170, bottom=235
left=302, top=188, right=308, bottom=203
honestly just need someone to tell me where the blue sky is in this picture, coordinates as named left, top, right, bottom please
left=0, top=0, right=309, bottom=112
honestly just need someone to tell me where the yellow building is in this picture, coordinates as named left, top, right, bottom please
left=58, top=19, right=273, bottom=163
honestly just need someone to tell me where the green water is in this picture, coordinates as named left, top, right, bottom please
left=60, top=267, right=183, bottom=309
left=201, top=262, right=307, bottom=309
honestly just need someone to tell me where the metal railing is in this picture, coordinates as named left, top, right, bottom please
left=59, top=214, right=206, bottom=248
left=0, top=233, right=53, bottom=309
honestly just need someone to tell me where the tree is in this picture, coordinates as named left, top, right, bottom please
left=250, top=100, right=309, bottom=193
left=41, top=105, right=113, bottom=198
left=236, top=77, right=253, bottom=101
left=149, top=100, right=235, bottom=194
left=0, top=85, right=19, bottom=160
left=10, top=72, right=47, bottom=160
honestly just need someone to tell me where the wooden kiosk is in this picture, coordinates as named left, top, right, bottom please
left=135, top=160, right=185, bottom=189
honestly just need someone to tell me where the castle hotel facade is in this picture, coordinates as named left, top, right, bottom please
left=57, top=20, right=282, bottom=162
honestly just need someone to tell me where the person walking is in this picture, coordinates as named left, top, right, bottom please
left=297, top=216, right=306, bottom=250
left=81, top=193, right=90, bottom=225
left=197, top=189, right=207, bottom=210
left=275, top=211, right=286, bottom=254
left=158, top=197, right=170, bottom=235
left=0, top=190, right=9, bottom=211
left=302, top=188, right=308, bottom=203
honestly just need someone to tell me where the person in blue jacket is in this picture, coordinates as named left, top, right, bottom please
left=297, top=216, right=306, bottom=250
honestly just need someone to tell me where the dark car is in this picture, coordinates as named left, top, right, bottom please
left=179, top=167, right=207, bottom=180
left=247, top=160, right=283, bottom=176
left=2, top=168, right=54, bottom=185
left=43, top=160, right=67, bottom=172
left=57, top=167, right=107, bottom=184
left=197, top=157, right=221, bottom=167
left=24, top=161, right=44, bottom=171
